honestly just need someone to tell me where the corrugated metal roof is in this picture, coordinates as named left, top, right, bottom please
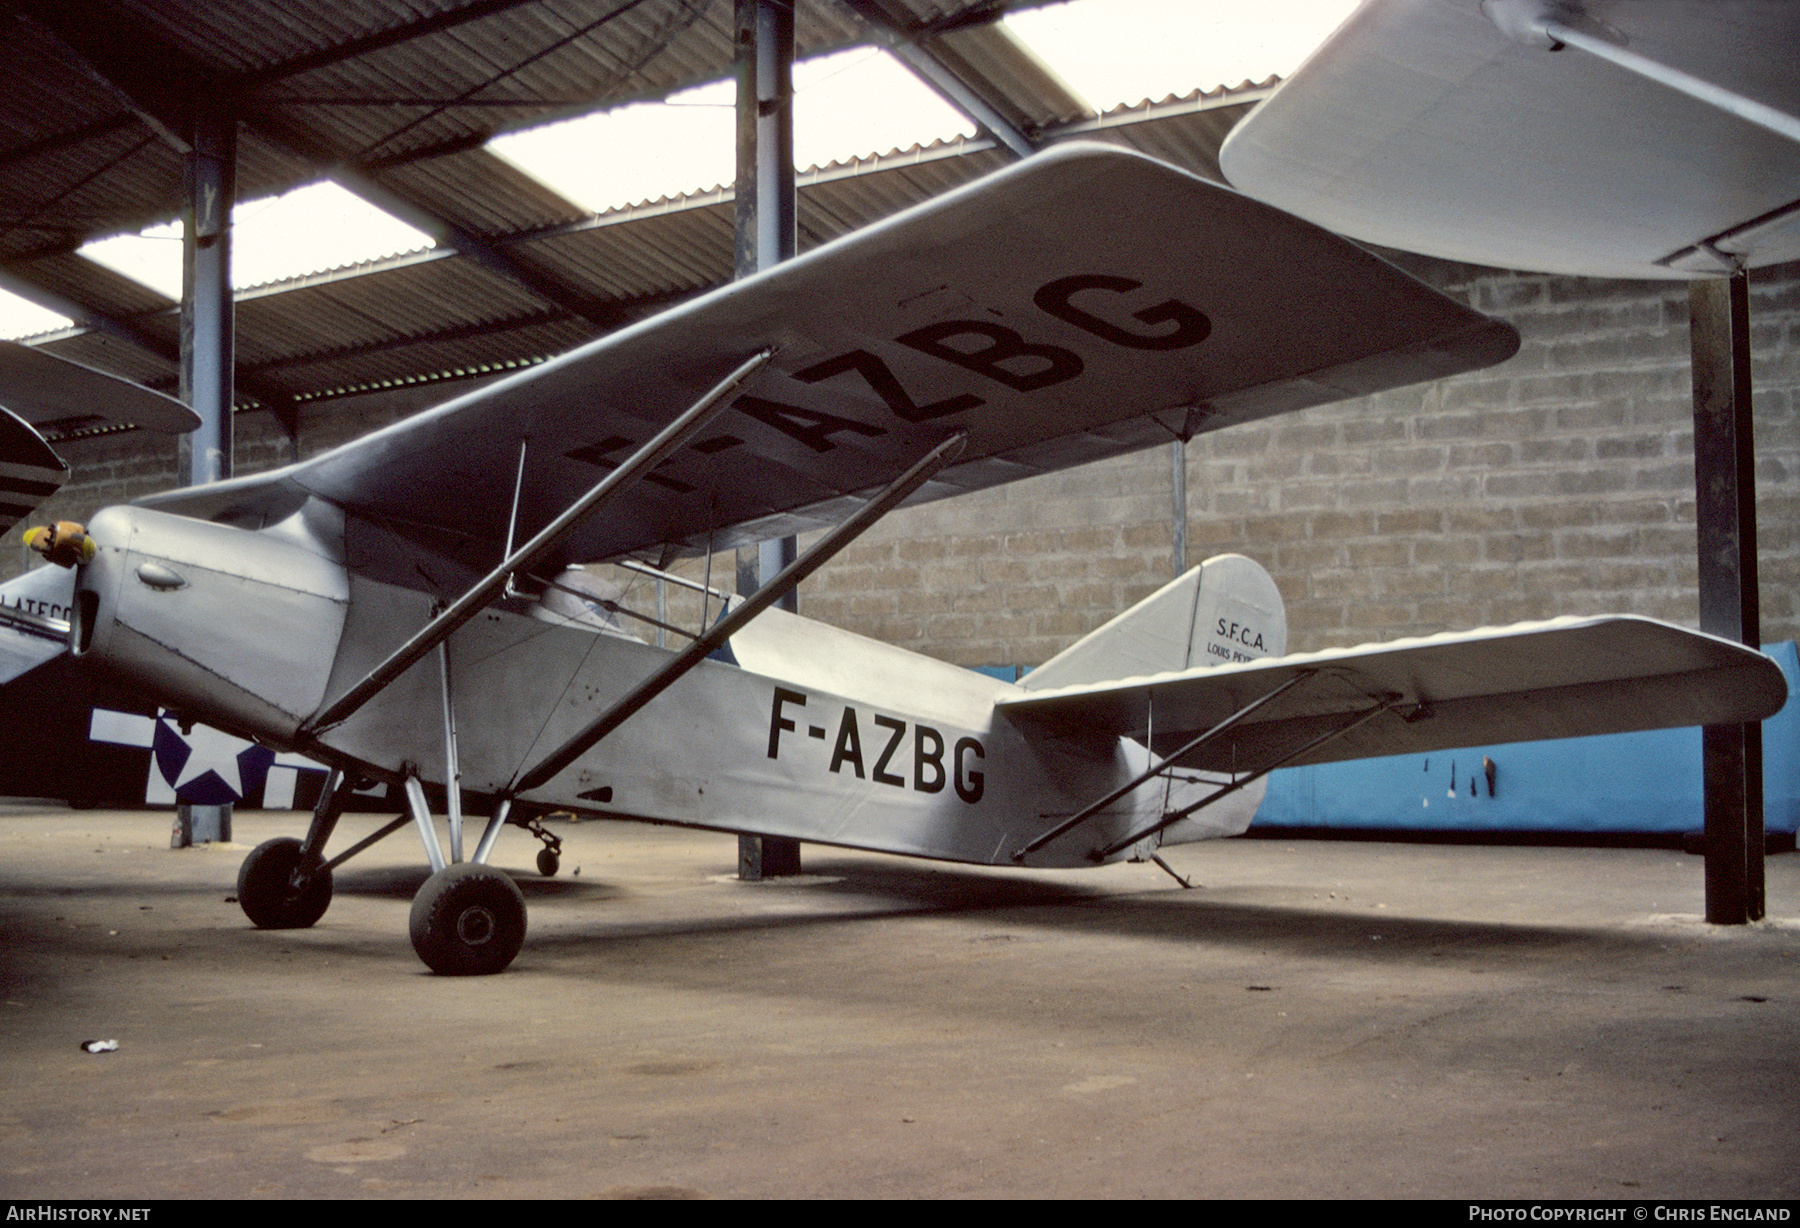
left=381, top=146, right=589, bottom=236
left=0, top=1, right=1275, bottom=427
left=39, top=331, right=179, bottom=390
left=0, top=1, right=868, bottom=250
left=9, top=249, right=177, bottom=321
left=1053, top=82, right=1276, bottom=183
left=932, top=20, right=1087, bottom=132
left=238, top=256, right=538, bottom=368
left=523, top=202, right=737, bottom=300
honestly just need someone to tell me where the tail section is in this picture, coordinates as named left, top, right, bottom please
left=1009, top=555, right=1287, bottom=856
left=1020, top=554, right=1286, bottom=692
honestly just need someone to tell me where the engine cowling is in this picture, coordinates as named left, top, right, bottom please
left=73, top=506, right=349, bottom=745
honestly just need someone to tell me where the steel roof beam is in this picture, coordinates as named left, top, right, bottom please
left=7, top=2, right=632, bottom=344
left=240, top=0, right=555, bottom=88
left=290, top=151, right=634, bottom=332
left=0, top=260, right=298, bottom=435
left=0, top=264, right=178, bottom=363
left=836, top=0, right=1036, bottom=158
left=5, top=2, right=201, bottom=154
left=236, top=277, right=697, bottom=376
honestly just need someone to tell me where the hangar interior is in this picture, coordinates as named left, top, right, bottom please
left=3, top=0, right=1794, bottom=650
left=1, top=1, right=1795, bottom=846
left=3, top=5, right=1798, bottom=1199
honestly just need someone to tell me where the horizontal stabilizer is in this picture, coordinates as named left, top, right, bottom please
left=0, top=341, right=198, bottom=436
left=1000, top=617, right=1787, bottom=772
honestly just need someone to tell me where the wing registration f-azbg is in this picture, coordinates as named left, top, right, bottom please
left=5, top=145, right=1787, bottom=974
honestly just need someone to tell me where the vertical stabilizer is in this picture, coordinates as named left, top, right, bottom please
left=1020, top=554, right=1286, bottom=691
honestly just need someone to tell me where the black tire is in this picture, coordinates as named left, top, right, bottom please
left=237, top=837, right=332, bottom=929
left=536, top=847, right=559, bottom=877
left=409, top=863, right=527, bottom=976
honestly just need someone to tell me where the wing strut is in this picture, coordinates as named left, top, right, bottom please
left=303, top=348, right=777, bottom=734
left=511, top=431, right=968, bottom=794
left=1012, top=669, right=1320, bottom=862
left=1486, top=0, right=1800, bottom=147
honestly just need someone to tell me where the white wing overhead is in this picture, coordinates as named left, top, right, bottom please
left=1220, top=0, right=1800, bottom=278
left=0, top=342, right=199, bottom=534
left=0, top=405, right=67, bottom=535
left=139, top=144, right=1517, bottom=582
left=1000, top=616, right=1789, bottom=771
left=0, top=342, right=199, bottom=435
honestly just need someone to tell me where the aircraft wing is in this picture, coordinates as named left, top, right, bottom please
left=0, top=343, right=199, bottom=534
left=137, top=143, right=1516, bottom=578
left=0, top=342, right=199, bottom=435
left=2, top=405, right=67, bottom=536
left=1219, top=0, right=1800, bottom=278
left=999, top=616, right=1788, bottom=771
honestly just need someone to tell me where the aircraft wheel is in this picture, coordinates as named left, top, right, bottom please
left=536, top=847, right=559, bottom=877
left=237, top=837, right=333, bottom=929
left=409, top=863, right=526, bottom=976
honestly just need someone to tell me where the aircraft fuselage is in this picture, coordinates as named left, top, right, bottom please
left=68, top=503, right=1253, bottom=868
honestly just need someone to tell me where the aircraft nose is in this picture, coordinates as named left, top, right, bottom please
left=22, top=519, right=94, bottom=568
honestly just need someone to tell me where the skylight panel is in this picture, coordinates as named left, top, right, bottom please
left=1005, top=0, right=1359, bottom=112
left=0, top=291, right=73, bottom=342
left=79, top=182, right=434, bottom=300
left=791, top=48, right=976, bottom=168
left=491, top=80, right=738, bottom=214
left=82, top=221, right=182, bottom=300
left=494, top=49, right=975, bottom=213
left=231, top=182, right=434, bottom=288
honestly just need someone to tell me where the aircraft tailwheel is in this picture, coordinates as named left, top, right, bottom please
left=536, top=847, right=560, bottom=877
left=237, top=837, right=333, bottom=929
left=409, top=863, right=527, bottom=976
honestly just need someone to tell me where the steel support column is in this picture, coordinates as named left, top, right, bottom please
left=179, top=109, right=235, bottom=488
left=735, top=0, right=801, bottom=878
left=173, top=105, right=236, bottom=848
left=1689, top=273, right=1763, bottom=923
left=734, top=0, right=799, bottom=614
left=735, top=0, right=796, bottom=282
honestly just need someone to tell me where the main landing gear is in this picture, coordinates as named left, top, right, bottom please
left=234, top=771, right=562, bottom=975
left=408, top=863, right=527, bottom=976
left=237, top=837, right=333, bottom=929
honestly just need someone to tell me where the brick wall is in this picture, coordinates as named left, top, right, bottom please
left=12, top=261, right=1798, bottom=672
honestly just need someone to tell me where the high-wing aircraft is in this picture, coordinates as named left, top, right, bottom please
left=3, top=144, right=1787, bottom=975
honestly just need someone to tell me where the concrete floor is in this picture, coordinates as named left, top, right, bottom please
left=0, top=805, right=1795, bottom=1200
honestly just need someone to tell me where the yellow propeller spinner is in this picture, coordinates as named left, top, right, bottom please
left=22, top=520, right=94, bottom=568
